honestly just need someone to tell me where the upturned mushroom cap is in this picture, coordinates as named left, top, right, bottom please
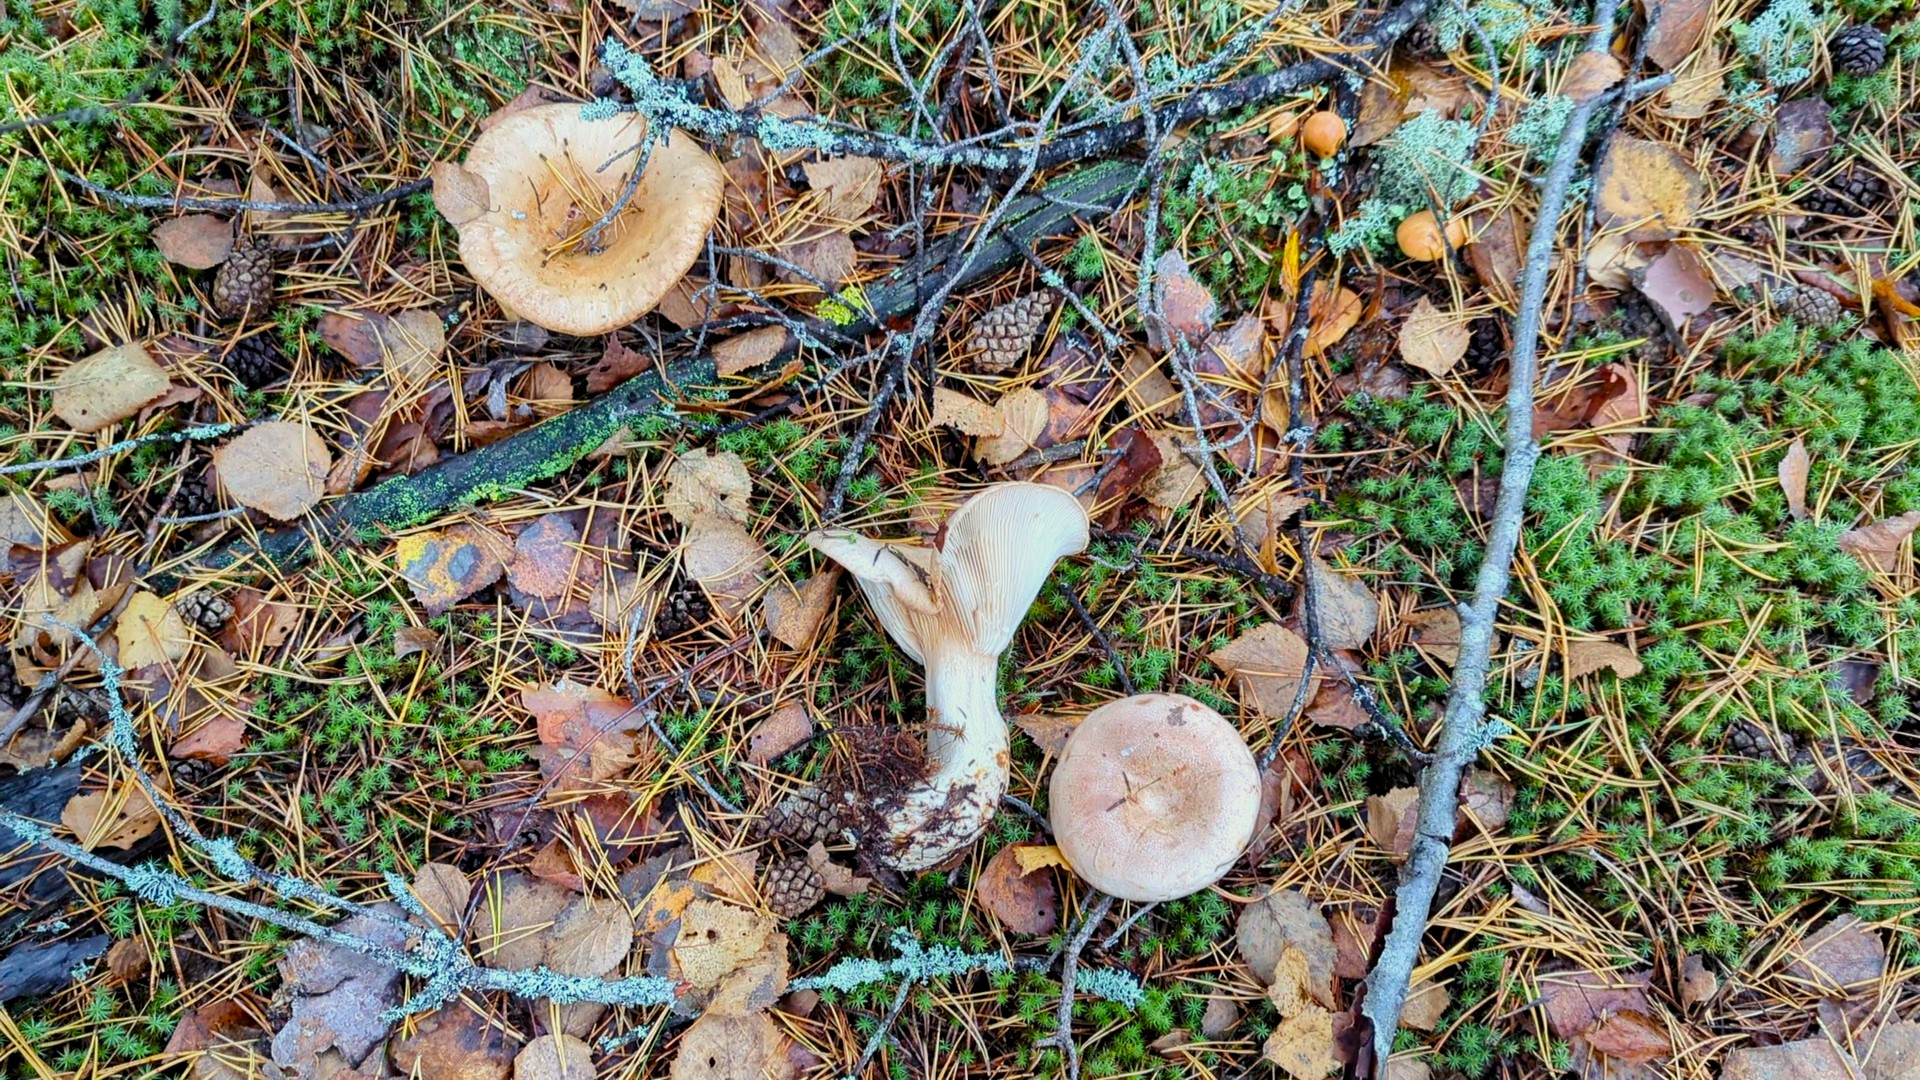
left=443, top=104, right=723, bottom=335
left=1049, top=693, right=1261, bottom=902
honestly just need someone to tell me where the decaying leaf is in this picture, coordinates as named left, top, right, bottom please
left=476, top=871, right=574, bottom=970
left=1236, top=887, right=1336, bottom=1006
left=1152, top=249, right=1218, bottom=345
left=410, top=862, right=473, bottom=935
left=712, top=326, right=791, bottom=377
left=974, top=387, right=1050, bottom=466
left=1366, top=786, right=1419, bottom=862
left=508, top=513, right=588, bottom=600
left=1460, top=770, right=1515, bottom=833
left=515, top=1034, right=596, bottom=1080
left=0, top=719, right=86, bottom=771
left=683, top=514, right=770, bottom=621
left=802, top=156, right=883, bottom=220
left=1304, top=558, right=1377, bottom=650
left=1012, top=844, right=1070, bottom=874
left=1581, top=1009, right=1672, bottom=1065
left=1770, top=98, right=1835, bottom=174
left=763, top=570, right=840, bottom=650
left=1400, top=977, right=1451, bottom=1031
left=1305, top=284, right=1362, bottom=357
left=804, top=842, right=871, bottom=898
left=431, top=160, right=492, bottom=226
left=170, top=714, right=246, bottom=765
left=52, top=343, right=172, bottom=434
left=1398, top=297, right=1471, bottom=377
left=213, top=422, right=331, bottom=521
left=118, top=591, right=192, bottom=669
left=1838, top=510, right=1920, bottom=573
left=546, top=896, right=635, bottom=978
left=1261, top=1004, right=1336, bottom=1080
left=1562, top=51, right=1624, bottom=102
left=1011, top=711, right=1080, bottom=754
left=1141, top=431, right=1204, bottom=510
left=668, top=1012, right=785, bottom=1080
left=271, top=906, right=409, bottom=1080
left=1404, top=606, right=1462, bottom=666
left=1779, top=438, right=1811, bottom=520
left=1640, top=0, right=1711, bottom=69
left=746, top=701, right=815, bottom=765
left=1595, top=137, right=1705, bottom=240
left=396, top=524, right=511, bottom=615
left=664, top=449, right=754, bottom=526
left=1564, top=640, right=1644, bottom=680
left=1211, top=623, right=1313, bottom=718
left=153, top=215, right=235, bottom=268
left=932, top=387, right=1005, bottom=437
left=671, top=900, right=776, bottom=990
left=1633, top=244, right=1715, bottom=330
left=388, top=1003, right=513, bottom=1080
left=1784, top=914, right=1886, bottom=996
left=974, top=843, right=1058, bottom=936
left=1721, top=1039, right=1854, bottom=1080
left=61, top=782, right=162, bottom=850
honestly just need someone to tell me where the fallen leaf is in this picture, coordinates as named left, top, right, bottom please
left=1236, top=492, right=1314, bottom=551
left=672, top=900, right=776, bottom=990
left=523, top=362, right=574, bottom=411
left=476, top=872, right=574, bottom=970
left=1539, top=969, right=1656, bottom=1041
left=1202, top=996, right=1241, bottom=1038
left=219, top=588, right=302, bottom=656
left=1460, top=770, right=1514, bottom=833
left=1466, top=207, right=1525, bottom=301
left=1121, top=346, right=1180, bottom=418
left=763, top=570, right=839, bottom=650
left=1328, top=906, right=1376, bottom=980
left=1152, top=250, right=1217, bottom=346
left=1838, top=510, right=1920, bottom=573
left=1661, top=37, right=1724, bottom=118
left=932, top=387, right=1005, bottom=437
left=1595, top=137, right=1704, bottom=240
left=0, top=489, right=63, bottom=548
left=170, top=715, right=245, bottom=764
left=152, top=215, right=235, bottom=268
left=52, top=343, right=172, bottom=433
left=689, top=850, right=761, bottom=906
left=1268, top=945, right=1317, bottom=1015
left=1770, top=98, right=1835, bottom=174
left=1721, top=1039, right=1855, bottom=1080
left=546, top=896, right=635, bottom=978
left=1633, top=244, right=1715, bottom=331
left=1211, top=623, right=1313, bottom=718
left=1586, top=230, right=1655, bottom=291
left=1305, top=558, right=1377, bottom=650
left=669, top=1012, right=785, bottom=1080
left=118, top=591, right=192, bottom=668
left=683, top=514, right=770, bottom=622
left=1012, top=711, right=1080, bottom=754
left=1863, top=1019, right=1920, bottom=1079
left=1366, top=786, right=1420, bottom=862
left=508, top=514, right=587, bottom=600
left=381, top=309, right=448, bottom=384
left=1012, top=844, right=1070, bottom=873
left=213, top=422, right=330, bottom=520
left=974, top=843, right=1058, bottom=936
left=804, top=842, right=871, bottom=898
left=1236, top=888, right=1336, bottom=1006
left=664, top=449, right=754, bottom=526
left=1404, top=607, right=1462, bottom=666
left=1784, top=914, right=1886, bottom=996
left=1565, top=640, right=1644, bottom=680
left=1398, top=297, right=1472, bottom=376
left=975, top=387, right=1049, bottom=466
left=393, top=625, right=441, bottom=659
left=778, top=231, right=857, bottom=287
left=396, top=525, right=510, bottom=616
left=1640, top=0, right=1711, bottom=69
left=1582, top=1009, right=1671, bottom=1065
left=712, top=325, right=790, bottom=377
left=61, top=783, right=161, bottom=850
left=410, top=863, right=473, bottom=936
left=1262, top=1004, right=1336, bottom=1080
left=522, top=680, right=643, bottom=753
left=802, top=157, right=883, bottom=220
left=1401, top=977, right=1450, bottom=1031
left=746, top=701, right=815, bottom=765
left=105, top=936, right=148, bottom=984
left=586, top=334, right=653, bottom=393
left=0, top=719, right=86, bottom=771
left=432, top=161, right=492, bottom=226
left=271, top=906, right=408, bottom=1079
left=1780, top=438, right=1811, bottom=520
left=1678, top=954, right=1717, bottom=1006
left=1305, top=284, right=1362, bottom=357
left=515, top=1034, right=596, bottom=1080
left=1140, top=431, right=1205, bottom=510
left=389, top=1004, right=513, bottom=1080
left=1562, top=51, right=1624, bottom=102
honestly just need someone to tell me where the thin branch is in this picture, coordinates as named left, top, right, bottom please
left=0, top=423, right=244, bottom=477
left=57, top=171, right=431, bottom=214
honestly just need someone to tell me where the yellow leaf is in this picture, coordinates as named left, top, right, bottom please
left=1012, top=844, right=1070, bottom=874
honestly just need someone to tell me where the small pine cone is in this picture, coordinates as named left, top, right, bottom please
left=1725, top=719, right=1776, bottom=759
left=177, top=590, right=235, bottom=632
left=1830, top=25, right=1888, bottom=76
left=1463, top=319, right=1506, bottom=372
left=172, top=466, right=218, bottom=518
left=654, top=580, right=712, bottom=637
left=965, top=292, right=1056, bottom=373
left=212, top=240, right=276, bottom=321
left=1800, top=168, right=1891, bottom=222
left=55, top=684, right=116, bottom=723
left=763, top=787, right=847, bottom=846
left=1399, top=18, right=1442, bottom=58
left=765, top=857, right=825, bottom=918
left=1771, top=284, right=1844, bottom=328
left=223, top=334, right=287, bottom=389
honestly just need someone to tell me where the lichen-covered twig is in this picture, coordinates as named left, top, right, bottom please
left=56, top=170, right=433, bottom=214
left=0, top=422, right=244, bottom=478
left=1357, top=0, right=1625, bottom=1064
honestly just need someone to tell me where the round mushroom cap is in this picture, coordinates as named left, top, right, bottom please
left=448, top=104, right=724, bottom=336
left=1049, top=693, right=1261, bottom=902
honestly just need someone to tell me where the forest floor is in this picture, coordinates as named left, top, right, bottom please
left=3, top=0, right=1920, bottom=1078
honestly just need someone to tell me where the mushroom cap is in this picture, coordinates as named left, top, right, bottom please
left=449, top=104, right=724, bottom=336
left=1049, top=693, right=1261, bottom=902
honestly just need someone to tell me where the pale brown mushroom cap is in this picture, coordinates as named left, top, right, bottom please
left=448, top=104, right=724, bottom=335
left=1049, top=693, right=1261, bottom=902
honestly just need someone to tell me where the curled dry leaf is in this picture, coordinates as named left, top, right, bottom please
left=1366, top=786, right=1419, bottom=862
left=52, top=343, right=172, bottom=434
left=1595, top=137, right=1704, bottom=241
left=763, top=569, right=839, bottom=650
left=0, top=719, right=86, bottom=771
left=213, top=422, right=331, bottom=521
left=1837, top=510, right=1920, bottom=573
left=152, top=214, right=235, bottom=268
left=1779, top=437, right=1811, bottom=520
left=1398, top=297, right=1472, bottom=377
left=1564, top=640, right=1644, bottom=680
left=1012, top=711, right=1080, bottom=754
left=974, top=387, right=1050, bottom=466
left=587, top=334, right=653, bottom=393
left=1211, top=623, right=1313, bottom=718
left=804, top=842, right=871, bottom=897
left=664, top=449, right=754, bottom=526
left=974, top=843, right=1058, bottom=936
left=169, top=714, right=246, bottom=765
left=515, top=1034, right=596, bottom=1080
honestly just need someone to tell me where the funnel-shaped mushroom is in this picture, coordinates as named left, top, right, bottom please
left=807, top=483, right=1090, bottom=870
left=1049, top=693, right=1260, bottom=901
left=440, top=103, right=723, bottom=335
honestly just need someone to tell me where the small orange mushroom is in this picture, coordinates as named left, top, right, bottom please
left=1301, top=111, right=1347, bottom=157
left=1396, top=210, right=1469, bottom=262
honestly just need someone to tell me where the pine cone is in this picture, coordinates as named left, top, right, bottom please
left=965, top=292, right=1056, bottom=373
left=55, top=685, right=116, bottom=723
left=223, top=334, right=287, bottom=389
left=172, top=466, right=218, bottom=518
left=1830, top=25, right=1888, bottom=76
left=763, top=787, right=847, bottom=846
left=212, top=240, right=276, bottom=321
left=1799, top=169, right=1891, bottom=222
left=654, top=580, right=711, bottom=637
left=765, top=857, right=825, bottom=918
left=1725, top=719, right=1779, bottom=759
left=1399, top=18, right=1442, bottom=58
left=1463, top=319, right=1506, bottom=372
left=177, top=590, right=235, bottom=632
left=1770, top=283, right=1845, bottom=328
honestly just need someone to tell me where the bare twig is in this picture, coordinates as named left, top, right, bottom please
left=57, top=170, right=431, bottom=214
left=1063, top=586, right=1136, bottom=696
left=1043, top=891, right=1115, bottom=1080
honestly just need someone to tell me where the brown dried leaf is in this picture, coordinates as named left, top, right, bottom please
left=1121, top=346, right=1180, bottom=418
left=1467, top=207, right=1525, bottom=302
left=802, top=157, right=883, bottom=220
left=410, top=863, right=473, bottom=936
left=1398, top=297, right=1471, bottom=377
left=219, top=588, right=301, bottom=656
left=508, top=514, right=587, bottom=600
left=975, top=387, right=1050, bottom=466
left=763, top=570, right=839, bottom=650
left=1153, top=250, right=1218, bottom=345
left=1211, top=623, right=1313, bottom=718
left=546, top=897, right=635, bottom=978
left=1582, top=1010, right=1671, bottom=1065
left=1562, top=51, right=1624, bottom=102
left=61, top=783, right=161, bottom=850
left=1721, top=1039, right=1854, bottom=1080
left=1460, top=770, right=1514, bottom=834
left=1784, top=914, right=1886, bottom=995
left=1838, top=510, right=1920, bottom=573
left=396, top=525, right=510, bottom=616
left=712, top=326, right=790, bottom=377
left=1595, top=137, right=1704, bottom=240
left=393, top=625, right=440, bottom=659
left=0, top=719, right=86, bottom=771
left=432, top=161, right=492, bottom=227
left=683, top=514, right=769, bottom=621
left=931, top=387, right=1004, bottom=437
left=153, top=215, right=235, bottom=268
left=118, top=591, right=192, bottom=669
left=1586, top=231, right=1655, bottom=291
left=974, top=844, right=1059, bottom=936
left=664, top=449, right=754, bottom=526
left=1267, top=945, right=1316, bottom=1015
left=1261, top=1004, right=1335, bottom=1080
left=1202, top=996, right=1242, bottom=1038
left=52, top=343, right=172, bottom=433
left=1771, top=98, right=1835, bottom=174
left=1864, top=1019, right=1920, bottom=1079
left=778, top=231, right=857, bottom=288
left=1305, top=558, right=1377, bottom=650
left=389, top=1005, right=513, bottom=1080
left=522, top=680, right=641, bottom=751
left=1366, top=786, right=1419, bottom=862
left=1141, top=431, right=1205, bottom=510
left=1679, top=954, right=1717, bottom=1005
left=213, top=422, right=330, bottom=520
left=1539, top=969, right=1655, bottom=1041
left=672, top=900, right=776, bottom=990
left=1633, top=244, right=1715, bottom=330
left=170, top=715, right=246, bottom=765
left=1641, top=0, right=1712, bottom=69
left=515, top=1034, right=596, bottom=1080
left=804, top=842, right=871, bottom=898
left=669, top=1012, right=784, bottom=1080
left=746, top=702, right=815, bottom=765
left=1565, top=640, right=1644, bottom=680
left=586, top=336, right=653, bottom=394
left=476, top=872, right=574, bottom=970
left=1401, top=977, right=1451, bottom=1031
left=1012, top=844, right=1069, bottom=873
left=1780, top=437, right=1811, bottom=520
left=1012, top=711, right=1080, bottom=754
left=1661, top=38, right=1724, bottom=118
left=1236, top=888, right=1335, bottom=1006
left=1305, top=285, right=1362, bottom=357
left=1404, top=607, right=1462, bottom=666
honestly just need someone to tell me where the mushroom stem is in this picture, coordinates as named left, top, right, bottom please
left=883, top=651, right=1008, bottom=868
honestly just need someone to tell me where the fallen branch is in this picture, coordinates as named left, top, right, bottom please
left=57, top=170, right=432, bottom=215
left=1356, top=1, right=1625, bottom=1066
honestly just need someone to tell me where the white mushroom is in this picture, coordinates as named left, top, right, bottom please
left=1048, top=693, right=1261, bottom=902
left=806, top=483, right=1090, bottom=870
